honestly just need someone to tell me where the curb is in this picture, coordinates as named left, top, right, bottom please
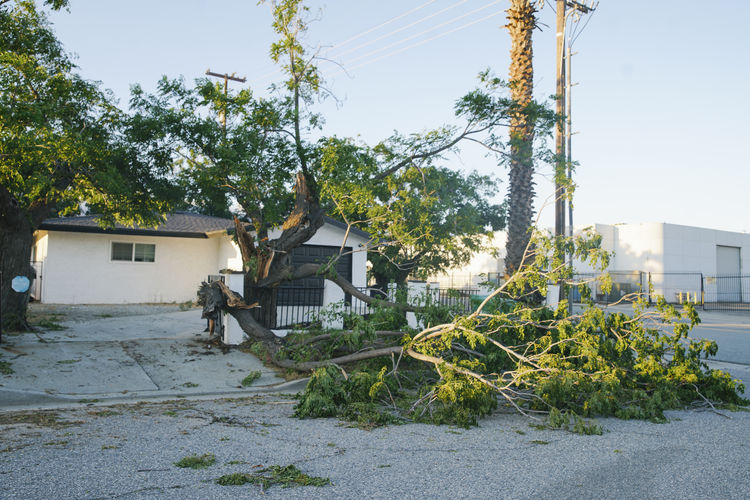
left=0, top=377, right=310, bottom=414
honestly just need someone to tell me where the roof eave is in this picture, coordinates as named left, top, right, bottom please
left=36, top=224, right=209, bottom=239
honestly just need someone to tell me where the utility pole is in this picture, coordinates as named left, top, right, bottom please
left=205, top=69, right=247, bottom=133
left=554, top=0, right=566, bottom=238
left=553, top=0, right=597, bottom=307
left=554, top=0, right=597, bottom=239
left=566, top=42, right=573, bottom=239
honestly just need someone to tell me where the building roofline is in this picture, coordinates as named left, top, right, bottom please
left=322, top=216, right=370, bottom=239
left=36, top=212, right=371, bottom=240
left=35, top=224, right=209, bottom=239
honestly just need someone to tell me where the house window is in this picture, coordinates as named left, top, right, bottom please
left=111, top=242, right=155, bottom=262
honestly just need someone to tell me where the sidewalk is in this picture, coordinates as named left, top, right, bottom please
left=0, top=306, right=306, bottom=412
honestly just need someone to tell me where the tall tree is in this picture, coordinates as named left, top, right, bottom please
left=504, top=0, right=537, bottom=276
left=0, top=1, right=178, bottom=329
left=171, top=0, right=554, bottom=348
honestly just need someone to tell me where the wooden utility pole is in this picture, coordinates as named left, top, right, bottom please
left=554, top=0, right=566, bottom=238
left=554, top=0, right=597, bottom=239
left=205, top=69, right=247, bottom=132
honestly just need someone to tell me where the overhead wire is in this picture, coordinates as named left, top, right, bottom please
left=325, top=0, right=439, bottom=53
left=345, top=9, right=505, bottom=72
left=340, top=1, right=502, bottom=67
left=251, top=0, right=453, bottom=86
left=250, top=1, right=503, bottom=88
left=324, top=0, right=472, bottom=60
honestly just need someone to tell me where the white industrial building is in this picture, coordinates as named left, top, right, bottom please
left=428, top=222, right=750, bottom=304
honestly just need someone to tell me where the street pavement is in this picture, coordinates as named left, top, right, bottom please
left=0, top=304, right=749, bottom=499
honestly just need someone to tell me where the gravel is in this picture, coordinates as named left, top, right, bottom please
left=1, top=396, right=748, bottom=499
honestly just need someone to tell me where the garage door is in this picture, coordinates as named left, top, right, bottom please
left=279, top=245, right=352, bottom=306
left=716, top=245, right=741, bottom=302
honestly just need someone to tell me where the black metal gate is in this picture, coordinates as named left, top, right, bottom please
left=703, top=275, right=750, bottom=311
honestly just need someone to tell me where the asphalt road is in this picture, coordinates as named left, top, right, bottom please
left=1, top=395, right=749, bottom=500
left=689, top=316, right=750, bottom=365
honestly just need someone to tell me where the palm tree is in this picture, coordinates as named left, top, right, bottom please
left=504, top=0, right=537, bottom=276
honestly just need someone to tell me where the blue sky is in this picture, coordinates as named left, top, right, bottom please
left=47, top=1, right=750, bottom=233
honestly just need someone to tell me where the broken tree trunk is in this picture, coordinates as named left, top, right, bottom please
left=234, top=172, right=326, bottom=329
left=197, top=277, right=418, bottom=372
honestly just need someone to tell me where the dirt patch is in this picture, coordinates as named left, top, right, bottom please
left=27, top=303, right=195, bottom=323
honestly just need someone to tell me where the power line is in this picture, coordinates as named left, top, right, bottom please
left=326, top=0, right=472, bottom=60
left=345, top=9, right=505, bottom=72
left=341, top=1, right=502, bottom=67
left=326, top=0, right=439, bottom=53
left=252, top=0, right=462, bottom=85
left=250, top=1, right=502, bottom=88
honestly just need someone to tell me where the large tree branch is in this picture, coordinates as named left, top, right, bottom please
left=375, top=123, right=483, bottom=181
left=275, top=346, right=403, bottom=372
left=276, top=171, right=324, bottom=250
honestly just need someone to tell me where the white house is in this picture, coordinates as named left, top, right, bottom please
left=32, top=212, right=369, bottom=307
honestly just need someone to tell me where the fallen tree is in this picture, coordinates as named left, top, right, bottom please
left=199, top=226, right=748, bottom=428
left=188, top=2, right=747, bottom=427
left=140, top=0, right=551, bottom=343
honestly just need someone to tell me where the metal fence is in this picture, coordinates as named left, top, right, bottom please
left=647, top=272, right=703, bottom=305
left=703, top=275, right=750, bottom=311
left=569, top=271, right=647, bottom=305
left=428, top=288, right=480, bottom=313
left=567, top=271, right=750, bottom=312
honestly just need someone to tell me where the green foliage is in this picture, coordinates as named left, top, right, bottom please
left=240, top=371, right=262, bottom=387
left=0, top=361, right=14, bottom=375
left=547, top=408, right=602, bottom=435
left=287, top=230, right=747, bottom=433
left=412, top=366, right=498, bottom=428
left=294, top=365, right=399, bottom=429
left=0, top=1, right=179, bottom=227
left=405, top=229, right=748, bottom=426
left=174, top=453, right=216, bottom=469
left=327, top=163, right=506, bottom=286
left=216, top=464, right=330, bottom=488
left=36, top=319, right=66, bottom=331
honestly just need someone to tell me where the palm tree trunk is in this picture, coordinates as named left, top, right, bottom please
left=504, top=0, right=536, bottom=276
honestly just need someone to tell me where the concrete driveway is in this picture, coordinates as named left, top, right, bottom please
left=0, top=304, right=299, bottom=410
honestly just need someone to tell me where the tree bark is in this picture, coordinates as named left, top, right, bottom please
left=504, top=0, right=536, bottom=276
left=232, top=172, right=326, bottom=330
left=0, top=185, right=35, bottom=331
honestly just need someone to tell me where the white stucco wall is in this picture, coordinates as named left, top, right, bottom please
left=587, top=222, right=750, bottom=276
left=660, top=223, right=749, bottom=275
left=426, top=232, right=506, bottom=288
left=40, top=232, right=228, bottom=304
left=32, top=231, right=48, bottom=262
left=216, top=234, right=243, bottom=272
left=608, top=223, right=665, bottom=273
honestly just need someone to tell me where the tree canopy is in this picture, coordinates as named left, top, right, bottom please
left=0, top=0, right=180, bottom=328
